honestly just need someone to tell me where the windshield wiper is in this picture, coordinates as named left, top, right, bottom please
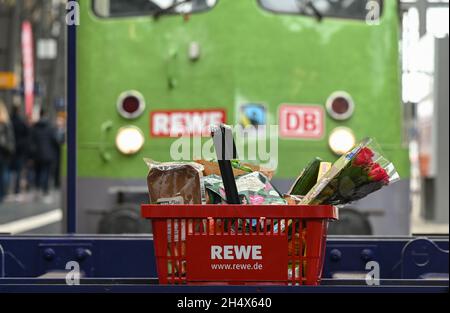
left=153, top=0, right=193, bottom=19
left=296, top=0, right=323, bottom=22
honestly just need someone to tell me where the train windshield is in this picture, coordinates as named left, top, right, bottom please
left=93, top=0, right=217, bottom=18
left=258, top=0, right=383, bottom=20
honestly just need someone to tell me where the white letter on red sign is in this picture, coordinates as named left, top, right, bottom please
left=252, top=246, right=262, bottom=260
left=223, top=246, right=233, bottom=260
left=153, top=113, right=169, bottom=136
left=234, top=246, right=252, bottom=260
left=211, top=246, right=222, bottom=260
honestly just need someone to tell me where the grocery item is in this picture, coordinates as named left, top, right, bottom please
left=300, top=137, right=400, bottom=206
left=203, top=172, right=286, bottom=205
left=144, top=159, right=206, bottom=205
left=203, top=171, right=286, bottom=234
left=284, top=194, right=304, bottom=205
left=145, top=158, right=206, bottom=275
left=317, top=162, right=332, bottom=180
left=288, top=157, right=322, bottom=196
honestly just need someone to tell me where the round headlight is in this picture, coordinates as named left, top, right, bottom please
left=117, top=90, right=146, bottom=120
left=116, top=126, right=145, bottom=155
left=326, top=91, right=355, bottom=121
left=329, top=127, right=356, bottom=155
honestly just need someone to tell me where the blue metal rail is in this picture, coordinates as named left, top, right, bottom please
left=0, top=235, right=447, bottom=292
left=0, top=279, right=447, bottom=293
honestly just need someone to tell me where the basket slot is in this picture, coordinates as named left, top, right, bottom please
left=177, top=219, right=182, bottom=283
left=286, top=218, right=306, bottom=285
left=170, top=219, right=175, bottom=284
left=290, top=218, right=296, bottom=285
left=295, top=218, right=299, bottom=285
left=196, top=218, right=200, bottom=235
left=219, top=218, right=223, bottom=235
left=195, top=218, right=201, bottom=235
left=299, top=219, right=304, bottom=284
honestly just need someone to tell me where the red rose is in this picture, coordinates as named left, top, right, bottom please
left=353, top=147, right=374, bottom=167
left=368, top=163, right=389, bottom=184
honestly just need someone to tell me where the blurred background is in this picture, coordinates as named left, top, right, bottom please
left=0, top=0, right=448, bottom=236
left=0, top=0, right=66, bottom=234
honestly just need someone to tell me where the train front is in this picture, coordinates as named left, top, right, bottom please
left=75, top=0, right=409, bottom=235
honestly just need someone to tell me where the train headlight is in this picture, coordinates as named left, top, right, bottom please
left=115, top=126, right=145, bottom=155
left=329, top=127, right=355, bottom=155
left=117, top=91, right=146, bottom=119
left=326, top=91, right=355, bottom=121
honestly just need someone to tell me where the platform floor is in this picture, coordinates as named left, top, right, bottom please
left=0, top=190, right=62, bottom=235
left=411, top=218, right=449, bottom=235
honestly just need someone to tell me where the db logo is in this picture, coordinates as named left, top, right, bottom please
left=279, top=105, right=324, bottom=139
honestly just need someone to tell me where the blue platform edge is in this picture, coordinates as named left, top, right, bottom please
left=0, top=235, right=448, bottom=293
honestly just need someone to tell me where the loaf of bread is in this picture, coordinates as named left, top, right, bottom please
left=145, top=159, right=205, bottom=205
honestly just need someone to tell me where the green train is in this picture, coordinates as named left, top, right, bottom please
left=75, top=0, right=410, bottom=234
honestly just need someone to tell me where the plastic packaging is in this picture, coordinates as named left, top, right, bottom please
left=144, top=159, right=206, bottom=205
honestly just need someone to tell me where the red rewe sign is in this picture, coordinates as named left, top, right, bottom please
left=151, top=109, right=226, bottom=137
left=186, top=235, right=288, bottom=282
left=279, top=105, right=324, bottom=139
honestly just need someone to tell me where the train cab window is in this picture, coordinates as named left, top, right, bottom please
left=93, top=0, right=218, bottom=18
left=258, top=0, right=383, bottom=21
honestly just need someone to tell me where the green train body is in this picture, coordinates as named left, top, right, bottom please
left=75, top=0, right=410, bottom=234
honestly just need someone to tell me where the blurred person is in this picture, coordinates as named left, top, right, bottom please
left=9, top=105, right=30, bottom=200
left=25, top=114, right=36, bottom=193
left=29, top=109, right=58, bottom=202
left=0, top=100, right=15, bottom=203
left=53, top=116, right=66, bottom=189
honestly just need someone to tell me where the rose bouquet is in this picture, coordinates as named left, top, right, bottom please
left=300, top=137, right=400, bottom=206
left=284, top=138, right=400, bottom=280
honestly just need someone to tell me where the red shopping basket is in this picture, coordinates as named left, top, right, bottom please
left=141, top=204, right=338, bottom=286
